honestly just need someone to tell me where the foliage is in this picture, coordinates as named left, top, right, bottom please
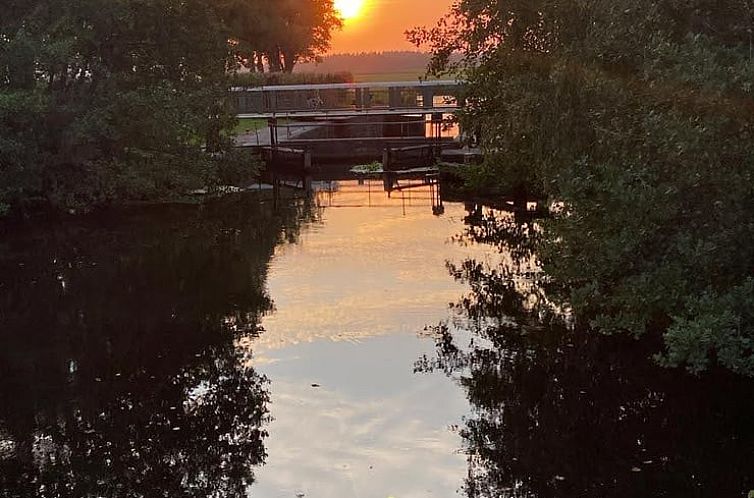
left=221, top=0, right=342, bottom=72
left=350, top=161, right=383, bottom=174
left=0, top=0, right=237, bottom=212
left=0, top=0, right=340, bottom=214
left=412, top=1, right=754, bottom=375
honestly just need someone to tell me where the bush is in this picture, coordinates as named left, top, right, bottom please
left=417, top=0, right=754, bottom=376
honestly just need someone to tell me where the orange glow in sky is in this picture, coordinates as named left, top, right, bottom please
left=329, top=0, right=454, bottom=54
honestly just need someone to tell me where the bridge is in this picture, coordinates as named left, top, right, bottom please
left=232, top=80, right=479, bottom=172
left=233, top=80, right=464, bottom=118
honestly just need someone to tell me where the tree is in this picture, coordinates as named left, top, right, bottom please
left=411, top=0, right=754, bottom=375
left=275, top=0, right=342, bottom=72
left=0, top=0, right=257, bottom=213
left=220, top=0, right=341, bottom=72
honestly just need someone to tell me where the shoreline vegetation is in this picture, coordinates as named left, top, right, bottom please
left=0, top=0, right=343, bottom=216
left=0, top=186, right=293, bottom=228
left=410, top=0, right=754, bottom=377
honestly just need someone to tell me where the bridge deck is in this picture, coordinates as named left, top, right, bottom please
left=234, top=79, right=464, bottom=118
left=237, top=106, right=458, bottom=119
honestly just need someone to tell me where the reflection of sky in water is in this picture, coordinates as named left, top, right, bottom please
left=252, top=184, right=494, bottom=354
left=252, top=336, right=470, bottom=497
left=246, top=184, right=494, bottom=497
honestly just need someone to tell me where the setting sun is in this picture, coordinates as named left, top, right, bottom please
left=334, top=0, right=365, bottom=21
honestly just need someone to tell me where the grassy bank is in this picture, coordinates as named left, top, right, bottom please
left=233, top=118, right=268, bottom=135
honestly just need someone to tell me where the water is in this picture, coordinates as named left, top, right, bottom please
left=248, top=181, right=488, bottom=497
left=1, top=181, right=753, bottom=498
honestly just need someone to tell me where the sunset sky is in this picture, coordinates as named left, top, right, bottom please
left=329, top=0, right=454, bottom=54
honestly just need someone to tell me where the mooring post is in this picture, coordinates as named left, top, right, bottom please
left=382, top=148, right=393, bottom=192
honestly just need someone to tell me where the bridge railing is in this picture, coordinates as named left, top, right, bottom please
left=232, top=80, right=463, bottom=116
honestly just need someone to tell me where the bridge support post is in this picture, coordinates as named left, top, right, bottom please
left=422, top=88, right=433, bottom=108
left=432, top=112, right=443, bottom=160
left=382, top=148, right=390, bottom=171
left=303, top=150, right=312, bottom=171
left=389, top=87, right=399, bottom=109
left=268, top=117, right=278, bottom=149
left=303, top=150, right=313, bottom=193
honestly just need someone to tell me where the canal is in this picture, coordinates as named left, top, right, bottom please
left=248, top=181, right=491, bottom=497
left=0, top=180, right=753, bottom=497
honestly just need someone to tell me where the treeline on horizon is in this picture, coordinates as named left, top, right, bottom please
left=0, top=0, right=341, bottom=215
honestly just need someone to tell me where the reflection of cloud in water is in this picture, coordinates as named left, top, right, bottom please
left=249, top=337, right=468, bottom=498
left=252, top=201, right=494, bottom=354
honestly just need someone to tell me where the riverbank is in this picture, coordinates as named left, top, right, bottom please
left=0, top=186, right=304, bottom=229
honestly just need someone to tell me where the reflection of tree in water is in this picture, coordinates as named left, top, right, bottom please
left=421, top=205, right=754, bottom=498
left=0, top=194, right=313, bottom=497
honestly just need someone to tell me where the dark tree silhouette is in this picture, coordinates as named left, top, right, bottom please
left=418, top=207, right=754, bottom=498
left=0, top=195, right=315, bottom=497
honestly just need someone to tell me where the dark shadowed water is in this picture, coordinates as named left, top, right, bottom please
left=1, top=181, right=753, bottom=498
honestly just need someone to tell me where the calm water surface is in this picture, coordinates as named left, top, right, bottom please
left=1, top=180, right=753, bottom=498
left=248, top=182, right=490, bottom=497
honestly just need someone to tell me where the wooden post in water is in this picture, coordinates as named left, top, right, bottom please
left=429, top=173, right=444, bottom=215
left=382, top=148, right=393, bottom=193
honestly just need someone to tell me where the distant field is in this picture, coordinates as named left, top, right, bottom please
left=354, top=71, right=426, bottom=82
left=354, top=72, right=460, bottom=83
left=296, top=51, right=461, bottom=83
